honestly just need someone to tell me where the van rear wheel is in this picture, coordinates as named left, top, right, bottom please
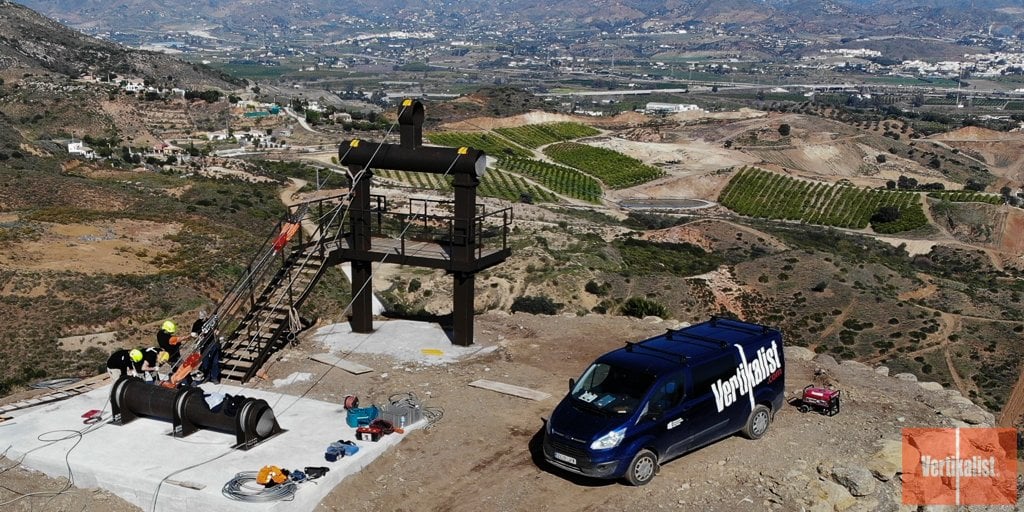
left=742, top=405, right=771, bottom=440
left=624, top=449, right=658, bottom=486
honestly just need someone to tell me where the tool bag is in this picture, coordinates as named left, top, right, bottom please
left=345, top=405, right=379, bottom=428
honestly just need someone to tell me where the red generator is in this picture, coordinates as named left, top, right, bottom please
left=797, top=384, right=841, bottom=416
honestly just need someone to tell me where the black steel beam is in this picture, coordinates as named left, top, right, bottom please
left=339, top=141, right=486, bottom=176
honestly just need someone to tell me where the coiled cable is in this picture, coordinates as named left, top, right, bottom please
left=222, top=471, right=297, bottom=502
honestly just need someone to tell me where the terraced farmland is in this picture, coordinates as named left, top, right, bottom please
left=719, top=167, right=928, bottom=232
left=493, top=122, right=600, bottom=148
left=927, top=191, right=1003, bottom=205
left=374, top=168, right=556, bottom=203
left=542, top=142, right=665, bottom=189
left=498, top=157, right=602, bottom=203
left=426, top=132, right=532, bottom=158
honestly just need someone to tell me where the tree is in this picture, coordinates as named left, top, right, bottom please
left=886, top=180, right=896, bottom=190
left=897, top=175, right=918, bottom=190
left=871, top=206, right=902, bottom=224
left=778, top=123, right=791, bottom=136
left=964, top=180, right=986, bottom=192
left=876, top=154, right=887, bottom=164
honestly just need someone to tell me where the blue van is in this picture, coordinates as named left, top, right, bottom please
left=543, top=317, right=785, bottom=485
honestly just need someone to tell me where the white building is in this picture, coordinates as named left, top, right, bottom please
left=68, top=141, right=96, bottom=159
left=645, top=102, right=701, bottom=114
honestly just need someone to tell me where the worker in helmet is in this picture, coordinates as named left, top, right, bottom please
left=140, top=347, right=170, bottom=382
left=106, top=348, right=144, bottom=380
left=157, top=320, right=184, bottom=365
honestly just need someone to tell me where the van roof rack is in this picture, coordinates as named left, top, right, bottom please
left=664, top=328, right=729, bottom=349
left=710, top=315, right=773, bottom=335
left=625, top=341, right=688, bottom=364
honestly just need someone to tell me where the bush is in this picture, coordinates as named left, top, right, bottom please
left=511, top=295, right=561, bottom=315
left=871, top=206, right=901, bottom=224
left=584, top=280, right=611, bottom=296
left=620, top=297, right=668, bottom=319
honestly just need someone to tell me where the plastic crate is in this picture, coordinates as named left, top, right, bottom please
left=379, top=403, right=423, bottom=428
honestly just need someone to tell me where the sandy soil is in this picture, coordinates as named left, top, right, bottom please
left=0, top=218, right=181, bottom=275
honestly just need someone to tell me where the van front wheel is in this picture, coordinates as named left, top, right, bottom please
left=743, top=405, right=771, bottom=440
left=624, top=449, right=658, bottom=486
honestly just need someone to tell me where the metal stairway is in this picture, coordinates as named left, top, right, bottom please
left=190, top=193, right=350, bottom=384
left=218, top=242, right=330, bottom=382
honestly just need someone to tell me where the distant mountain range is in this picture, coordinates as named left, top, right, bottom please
left=11, top=0, right=1024, bottom=39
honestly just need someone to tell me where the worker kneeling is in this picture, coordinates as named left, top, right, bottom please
left=106, top=348, right=144, bottom=380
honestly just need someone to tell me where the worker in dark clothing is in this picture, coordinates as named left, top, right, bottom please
left=140, top=347, right=170, bottom=382
left=157, top=320, right=184, bottom=365
left=106, top=349, right=143, bottom=380
left=191, top=310, right=208, bottom=339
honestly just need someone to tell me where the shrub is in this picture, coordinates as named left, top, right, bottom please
left=620, top=297, right=668, bottom=319
left=585, top=280, right=612, bottom=296
left=871, top=206, right=901, bottom=224
left=511, top=295, right=561, bottom=315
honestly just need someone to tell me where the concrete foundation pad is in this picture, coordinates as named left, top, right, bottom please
left=313, top=319, right=497, bottom=365
left=3, top=382, right=418, bottom=511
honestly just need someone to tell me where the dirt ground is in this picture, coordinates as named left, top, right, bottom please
left=2, top=312, right=1008, bottom=511
left=0, top=215, right=181, bottom=276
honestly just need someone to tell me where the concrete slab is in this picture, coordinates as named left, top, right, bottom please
left=313, top=319, right=497, bottom=365
left=3, top=383, right=420, bottom=511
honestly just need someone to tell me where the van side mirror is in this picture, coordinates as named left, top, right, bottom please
left=568, top=378, right=576, bottom=392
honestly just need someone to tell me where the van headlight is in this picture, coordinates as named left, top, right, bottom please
left=590, top=427, right=626, bottom=450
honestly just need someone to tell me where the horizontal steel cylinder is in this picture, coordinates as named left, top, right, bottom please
left=340, top=140, right=487, bottom=176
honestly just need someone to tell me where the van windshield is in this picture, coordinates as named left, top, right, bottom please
left=571, top=363, right=655, bottom=416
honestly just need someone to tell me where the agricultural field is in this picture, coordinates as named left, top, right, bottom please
left=719, top=167, right=927, bottom=233
left=374, top=168, right=556, bottom=203
left=375, top=169, right=452, bottom=191
left=927, top=190, right=1003, bottom=204
left=478, top=169, right=557, bottom=203
left=497, top=157, right=602, bottom=203
left=426, top=131, right=532, bottom=158
left=493, top=122, right=600, bottom=148
left=542, top=142, right=665, bottom=189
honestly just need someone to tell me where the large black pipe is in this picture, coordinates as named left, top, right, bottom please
left=110, top=377, right=284, bottom=450
left=339, top=140, right=487, bottom=176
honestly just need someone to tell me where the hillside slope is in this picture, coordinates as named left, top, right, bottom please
left=0, top=1, right=240, bottom=90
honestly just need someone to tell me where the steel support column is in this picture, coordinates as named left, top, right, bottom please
left=452, top=272, right=474, bottom=346
left=349, top=165, right=374, bottom=333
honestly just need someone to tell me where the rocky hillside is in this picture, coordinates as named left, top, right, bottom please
left=0, top=1, right=240, bottom=90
